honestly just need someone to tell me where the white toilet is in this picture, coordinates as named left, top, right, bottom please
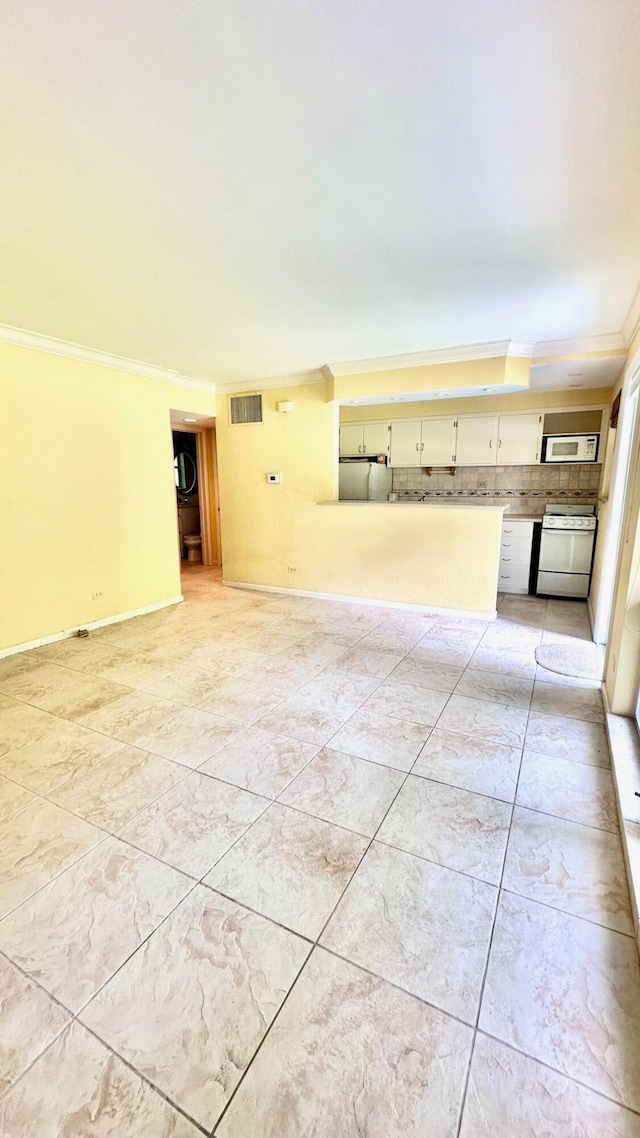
left=183, top=533, right=202, bottom=562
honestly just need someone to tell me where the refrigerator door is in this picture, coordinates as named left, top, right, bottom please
left=339, top=463, right=369, bottom=500
left=368, top=464, right=393, bottom=501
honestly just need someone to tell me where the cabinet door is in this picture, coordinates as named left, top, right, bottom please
left=421, top=418, right=457, bottom=465
left=498, top=413, right=543, bottom=464
left=363, top=421, right=390, bottom=456
left=389, top=421, right=422, bottom=467
left=454, top=416, right=499, bottom=465
left=339, top=424, right=364, bottom=456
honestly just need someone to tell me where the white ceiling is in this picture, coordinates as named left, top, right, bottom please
left=1, top=1, right=640, bottom=383
left=529, top=355, right=627, bottom=393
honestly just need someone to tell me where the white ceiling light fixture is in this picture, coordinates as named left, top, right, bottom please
left=183, top=417, right=198, bottom=423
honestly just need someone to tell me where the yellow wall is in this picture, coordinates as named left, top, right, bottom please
left=216, top=381, right=501, bottom=614
left=340, top=385, right=613, bottom=423
left=0, top=341, right=216, bottom=651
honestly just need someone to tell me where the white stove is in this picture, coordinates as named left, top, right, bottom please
left=537, top=505, right=597, bottom=598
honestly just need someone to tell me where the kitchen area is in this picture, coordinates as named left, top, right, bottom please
left=338, top=404, right=606, bottom=603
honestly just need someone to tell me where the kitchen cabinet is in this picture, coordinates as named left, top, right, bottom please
left=498, top=413, right=543, bottom=465
left=499, top=520, right=534, bottom=593
left=339, top=422, right=390, bottom=456
left=421, top=417, right=457, bottom=465
left=454, top=416, right=499, bottom=465
left=363, top=421, right=390, bottom=456
left=389, top=420, right=423, bottom=466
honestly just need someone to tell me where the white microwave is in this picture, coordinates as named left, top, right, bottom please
left=542, top=434, right=599, bottom=463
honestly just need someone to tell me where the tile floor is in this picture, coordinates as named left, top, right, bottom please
left=0, top=569, right=639, bottom=1136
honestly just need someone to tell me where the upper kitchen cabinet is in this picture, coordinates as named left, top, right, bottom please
left=339, top=421, right=390, bottom=456
left=498, top=413, right=543, bottom=464
left=363, top=421, right=390, bottom=456
left=454, top=416, right=499, bottom=465
left=421, top=417, right=457, bottom=465
left=389, top=420, right=422, bottom=466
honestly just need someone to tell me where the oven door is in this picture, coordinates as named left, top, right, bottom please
left=538, top=529, right=594, bottom=575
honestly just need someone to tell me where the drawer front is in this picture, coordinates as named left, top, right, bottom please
left=499, top=551, right=532, bottom=570
left=502, top=521, right=534, bottom=539
left=498, top=563, right=530, bottom=585
left=501, top=535, right=533, bottom=555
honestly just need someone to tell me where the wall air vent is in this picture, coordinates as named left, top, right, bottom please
left=229, top=393, right=263, bottom=425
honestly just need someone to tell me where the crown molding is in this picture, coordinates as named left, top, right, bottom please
left=622, top=283, right=640, bottom=347
left=215, top=369, right=326, bottom=395
left=531, top=332, right=628, bottom=359
left=326, top=339, right=533, bottom=377
left=0, top=323, right=216, bottom=393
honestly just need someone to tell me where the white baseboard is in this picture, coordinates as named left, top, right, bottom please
left=222, top=580, right=496, bottom=621
left=0, top=596, right=184, bottom=659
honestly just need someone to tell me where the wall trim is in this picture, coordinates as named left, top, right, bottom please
left=222, top=580, right=496, bottom=621
left=531, top=333, right=628, bottom=359
left=0, top=596, right=184, bottom=659
left=215, top=369, right=326, bottom=395
left=0, top=323, right=216, bottom=394
left=327, top=340, right=531, bottom=378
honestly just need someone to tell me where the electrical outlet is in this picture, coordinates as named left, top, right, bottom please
left=287, top=566, right=297, bottom=574
left=92, top=590, right=104, bottom=600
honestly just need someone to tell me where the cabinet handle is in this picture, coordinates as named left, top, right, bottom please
left=498, top=439, right=502, bottom=448
left=502, top=558, right=511, bottom=562
left=503, top=543, right=512, bottom=547
left=415, top=443, right=419, bottom=451
left=420, top=442, right=424, bottom=451
left=489, top=439, right=492, bottom=449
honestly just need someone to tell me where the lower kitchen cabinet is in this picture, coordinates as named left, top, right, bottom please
left=498, top=520, right=534, bottom=593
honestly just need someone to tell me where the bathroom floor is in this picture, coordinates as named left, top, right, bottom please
left=0, top=570, right=639, bottom=1136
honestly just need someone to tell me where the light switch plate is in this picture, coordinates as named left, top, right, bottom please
left=266, top=472, right=282, bottom=484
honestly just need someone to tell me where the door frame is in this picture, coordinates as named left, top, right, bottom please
left=172, top=420, right=221, bottom=568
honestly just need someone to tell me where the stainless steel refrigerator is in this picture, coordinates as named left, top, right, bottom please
left=339, top=460, right=393, bottom=501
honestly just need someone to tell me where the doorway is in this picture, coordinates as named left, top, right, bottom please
left=171, top=416, right=221, bottom=569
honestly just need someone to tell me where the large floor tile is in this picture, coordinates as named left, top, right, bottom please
left=454, top=668, right=533, bottom=709
left=391, top=656, right=463, bottom=693
left=0, top=661, right=86, bottom=704
left=80, top=886, right=309, bottom=1131
left=49, top=746, right=186, bottom=830
left=0, top=700, right=59, bottom=758
left=0, top=775, right=35, bottom=826
left=333, top=644, right=405, bottom=679
left=0, top=837, right=191, bottom=1011
left=377, top=775, right=511, bottom=884
left=77, top=689, right=183, bottom=742
left=205, top=802, right=367, bottom=938
left=197, top=676, right=285, bottom=725
left=413, top=729, right=521, bottom=802
left=0, top=721, right=122, bottom=794
left=531, top=680, right=605, bottom=723
left=468, top=646, right=537, bottom=679
left=407, top=640, right=478, bottom=668
left=329, top=707, right=430, bottom=772
left=516, top=749, right=619, bottom=831
left=217, top=948, right=473, bottom=1138
left=35, top=672, right=132, bottom=720
left=200, top=725, right=318, bottom=797
left=117, top=772, right=268, bottom=877
left=460, top=1032, right=640, bottom=1138
left=479, top=891, right=640, bottom=1111
left=0, top=954, right=70, bottom=1097
left=360, top=679, right=449, bottom=726
left=436, top=693, right=528, bottom=748
left=0, top=799, right=103, bottom=919
left=321, top=842, right=497, bottom=1022
left=525, top=712, right=610, bottom=768
left=279, top=747, right=405, bottom=836
left=502, top=806, right=632, bottom=933
left=0, top=1021, right=200, bottom=1137
left=133, top=706, right=241, bottom=768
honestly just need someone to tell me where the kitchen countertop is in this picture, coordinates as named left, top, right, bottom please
left=319, top=500, right=508, bottom=509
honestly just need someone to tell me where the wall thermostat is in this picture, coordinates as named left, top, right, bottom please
left=266, top=472, right=282, bottom=484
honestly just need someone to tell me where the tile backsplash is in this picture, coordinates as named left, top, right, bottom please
left=392, top=463, right=602, bottom=517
